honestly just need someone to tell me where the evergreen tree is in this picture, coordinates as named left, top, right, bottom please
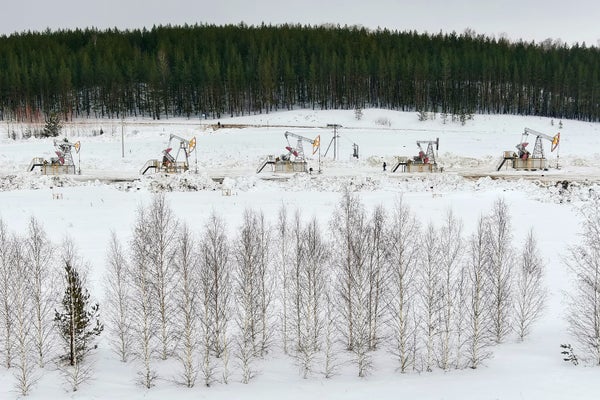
left=0, top=25, right=598, bottom=123
left=43, top=112, right=62, bottom=137
left=54, top=261, right=103, bottom=366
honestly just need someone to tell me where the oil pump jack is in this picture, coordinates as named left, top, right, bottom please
left=27, top=138, right=81, bottom=174
left=391, top=138, right=441, bottom=172
left=256, top=131, right=321, bottom=173
left=161, top=134, right=196, bottom=168
left=497, top=128, right=560, bottom=171
left=140, top=134, right=197, bottom=174
left=282, top=131, right=320, bottom=161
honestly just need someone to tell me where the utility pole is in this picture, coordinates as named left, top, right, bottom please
left=318, top=142, right=322, bottom=173
left=326, top=124, right=342, bottom=161
left=121, top=118, right=125, bottom=158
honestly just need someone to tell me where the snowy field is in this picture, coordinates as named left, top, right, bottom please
left=1, top=109, right=600, bottom=399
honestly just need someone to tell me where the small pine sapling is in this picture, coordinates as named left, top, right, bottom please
left=54, top=261, right=104, bottom=367
left=43, top=112, right=62, bottom=137
left=560, top=344, right=578, bottom=365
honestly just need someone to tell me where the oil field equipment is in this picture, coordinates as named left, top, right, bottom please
left=392, top=138, right=440, bottom=173
left=140, top=134, right=197, bottom=175
left=28, top=138, right=81, bottom=175
left=257, top=131, right=321, bottom=173
left=322, top=123, right=359, bottom=160
left=496, top=128, right=560, bottom=171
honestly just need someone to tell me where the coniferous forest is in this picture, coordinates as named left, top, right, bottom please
left=0, top=23, right=598, bottom=122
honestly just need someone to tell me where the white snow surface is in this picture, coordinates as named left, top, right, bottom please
left=1, top=109, right=599, bottom=399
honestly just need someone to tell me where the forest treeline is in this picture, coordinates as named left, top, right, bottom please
left=0, top=23, right=599, bottom=122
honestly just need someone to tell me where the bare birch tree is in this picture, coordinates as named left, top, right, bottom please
left=453, top=264, right=468, bottom=369
left=276, top=204, right=291, bottom=355
left=322, top=289, right=340, bottom=379
left=350, top=247, right=373, bottom=378
left=104, top=231, right=132, bottom=363
left=465, top=216, right=493, bottom=369
left=199, top=211, right=232, bottom=383
left=0, top=219, right=15, bottom=369
left=175, top=224, right=201, bottom=387
left=387, top=197, right=420, bottom=373
left=130, top=206, right=158, bottom=388
left=24, top=216, right=57, bottom=368
left=255, top=211, right=273, bottom=357
left=410, top=308, right=423, bottom=372
left=514, top=229, right=546, bottom=341
left=366, top=205, right=388, bottom=351
left=295, top=216, right=328, bottom=378
left=330, top=189, right=363, bottom=352
left=486, top=198, right=514, bottom=344
left=11, top=234, right=38, bottom=395
left=235, top=304, right=255, bottom=385
left=234, top=209, right=266, bottom=383
left=437, top=209, right=464, bottom=370
left=146, top=194, right=179, bottom=360
left=289, top=210, right=305, bottom=354
left=330, top=190, right=373, bottom=377
left=565, top=201, right=600, bottom=364
left=418, top=223, right=441, bottom=372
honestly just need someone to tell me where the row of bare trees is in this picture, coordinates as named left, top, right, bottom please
left=0, top=217, right=101, bottom=396
left=6, top=192, right=600, bottom=395
left=565, top=200, right=600, bottom=365
left=102, top=192, right=549, bottom=388
left=323, top=193, right=546, bottom=375
left=105, top=195, right=273, bottom=387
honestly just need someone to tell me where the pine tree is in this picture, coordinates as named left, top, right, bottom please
left=43, top=112, right=62, bottom=138
left=54, top=261, right=103, bottom=366
left=354, top=106, right=363, bottom=120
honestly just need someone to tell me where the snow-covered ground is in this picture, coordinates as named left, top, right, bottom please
left=1, top=109, right=599, bottom=399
